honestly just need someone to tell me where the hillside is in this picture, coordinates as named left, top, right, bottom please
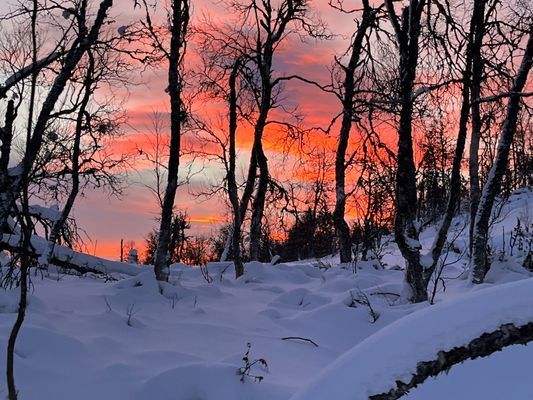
left=0, top=189, right=532, bottom=399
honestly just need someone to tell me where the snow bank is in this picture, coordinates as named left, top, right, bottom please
left=134, top=362, right=292, bottom=400
left=290, top=277, right=533, bottom=400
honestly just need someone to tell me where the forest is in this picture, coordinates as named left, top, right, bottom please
left=0, top=0, right=532, bottom=399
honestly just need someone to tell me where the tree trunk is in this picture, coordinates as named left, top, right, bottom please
left=249, top=139, right=269, bottom=261
left=387, top=1, right=427, bottom=303
left=221, top=137, right=258, bottom=266
left=468, top=1, right=488, bottom=252
left=248, top=52, right=272, bottom=261
left=154, top=0, right=189, bottom=282
left=0, top=100, right=15, bottom=235
left=228, top=60, right=244, bottom=277
left=6, top=221, right=30, bottom=400
left=471, top=30, right=533, bottom=284
left=333, top=1, right=376, bottom=265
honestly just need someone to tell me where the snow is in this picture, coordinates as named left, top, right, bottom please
left=404, top=343, right=533, bottom=399
left=0, top=189, right=532, bottom=399
left=2, top=233, right=144, bottom=276
left=0, top=261, right=415, bottom=399
left=291, top=277, right=533, bottom=400
left=29, top=204, right=61, bottom=222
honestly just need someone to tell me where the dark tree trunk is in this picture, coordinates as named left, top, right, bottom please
left=248, top=48, right=272, bottom=261
left=333, top=1, right=376, bottom=265
left=220, top=145, right=257, bottom=265
left=471, top=31, right=533, bottom=284
left=249, top=130, right=269, bottom=261
left=468, top=0, right=487, bottom=253
left=0, top=100, right=15, bottom=235
left=239, top=149, right=258, bottom=222
left=387, top=0, right=427, bottom=303
left=154, top=0, right=189, bottom=282
left=6, top=223, right=30, bottom=400
left=228, top=60, right=245, bottom=278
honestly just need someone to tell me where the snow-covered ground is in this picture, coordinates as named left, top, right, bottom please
left=0, top=189, right=531, bottom=399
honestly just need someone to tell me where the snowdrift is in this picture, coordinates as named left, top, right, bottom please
left=291, top=277, right=533, bottom=399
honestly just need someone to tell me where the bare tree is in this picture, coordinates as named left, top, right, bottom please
left=0, top=1, right=116, bottom=397
left=380, top=0, right=524, bottom=300
left=195, top=0, right=326, bottom=267
left=332, top=0, right=381, bottom=264
left=471, top=30, right=533, bottom=284
left=424, top=0, right=488, bottom=285
left=192, top=41, right=248, bottom=276
left=385, top=0, right=427, bottom=302
left=37, top=45, right=130, bottom=267
left=468, top=0, right=488, bottom=251
left=227, top=59, right=246, bottom=276
left=240, top=0, right=324, bottom=261
left=468, top=0, right=531, bottom=247
left=138, top=0, right=190, bottom=282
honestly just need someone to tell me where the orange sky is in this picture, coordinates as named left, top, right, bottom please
left=0, top=1, right=526, bottom=260
left=66, top=2, right=361, bottom=260
left=67, top=1, right=450, bottom=260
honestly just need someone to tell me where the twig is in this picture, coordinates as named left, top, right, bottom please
left=281, top=336, right=319, bottom=347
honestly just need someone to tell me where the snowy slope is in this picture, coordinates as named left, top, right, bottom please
left=290, top=277, right=533, bottom=400
left=404, top=343, right=533, bottom=399
left=0, top=189, right=531, bottom=399
left=0, top=263, right=417, bottom=399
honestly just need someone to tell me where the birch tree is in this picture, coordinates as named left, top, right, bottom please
left=471, top=29, right=533, bottom=284
left=196, top=0, right=326, bottom=266
left=385, top=0, right=427, bottom=302
left=0, top=1, right=116, bottom=397
left=424, top=0, right=488, bottom=285
left=332, top=0, right=381, bottom=265
left=138, top=0, right=190, bottom=282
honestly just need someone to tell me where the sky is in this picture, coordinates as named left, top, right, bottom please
left=0, top=0, right=368, bottom=260
left=66, top=0, right=359, bottom=260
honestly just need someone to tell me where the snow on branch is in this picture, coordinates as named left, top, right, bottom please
left=0, top=52, right=62, bottom=98
left=1, top=233, right=144, bottom=276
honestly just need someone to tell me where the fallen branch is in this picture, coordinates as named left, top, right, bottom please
left=281, top=336, right=319, bottom=347
left=369, top=321, right=533, bottom=399
left=370, top=292, right=401, bottom=298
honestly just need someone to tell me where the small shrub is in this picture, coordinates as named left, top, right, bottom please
left=237, top=342, right=268, bottom=383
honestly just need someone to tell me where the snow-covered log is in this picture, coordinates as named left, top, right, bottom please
left=1, top=234, right=144, bottom=276
left=290, top=277, right=533, bottom=400
left=370, top=321, right=533, bottom=399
